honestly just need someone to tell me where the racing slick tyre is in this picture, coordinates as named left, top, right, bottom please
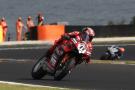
left=100, top=53, right=109, bottom=60
left=31, top=55, right=48, bottom=79
left=54, top=56, right=75, bottom=81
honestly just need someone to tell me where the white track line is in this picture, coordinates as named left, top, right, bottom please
left=94, top=43, right=135, bottom=47
left=0, top=47, right=48, bottom=50
left=0, top=81, right=70, bottom=90
left=0, top=59, right=34, bottom=62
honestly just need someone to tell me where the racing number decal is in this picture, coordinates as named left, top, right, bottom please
left=77, top=43, right=86, bottom=54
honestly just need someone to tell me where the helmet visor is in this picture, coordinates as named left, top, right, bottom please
left=82, top=32, right=90, bottom=42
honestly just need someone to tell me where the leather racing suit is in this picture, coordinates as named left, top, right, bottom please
left=46, top=31, right=93, bottom=63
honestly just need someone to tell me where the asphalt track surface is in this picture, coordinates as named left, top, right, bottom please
left=0, top=44, right=135, bottom=90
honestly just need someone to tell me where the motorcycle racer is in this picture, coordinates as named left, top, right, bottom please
left=31, top=27, right=96, bottom=80
left=107, top=45, right=125, bottom=59
left=45, top=27, right=95, bottom=64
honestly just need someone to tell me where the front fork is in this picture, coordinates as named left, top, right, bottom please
left=56, top=53, right=76, bottom=74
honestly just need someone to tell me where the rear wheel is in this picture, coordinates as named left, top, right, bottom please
left=31, top=55, right=48, bottom=79
left=100, top=53, right=109, bottom=60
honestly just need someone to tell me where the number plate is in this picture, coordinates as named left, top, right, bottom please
left=77, top=43, right=86, bottom=54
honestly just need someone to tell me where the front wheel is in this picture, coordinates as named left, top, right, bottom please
left=54, top=55, right=75, bottom=81
left=31, top=55, right=48, bottom=79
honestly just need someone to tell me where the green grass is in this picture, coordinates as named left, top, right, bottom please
left=0, top=83, right=72, bottom=90
left=125, top=60, right=135, bottom=64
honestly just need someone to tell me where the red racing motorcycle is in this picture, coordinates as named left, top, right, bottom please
left=31, top=38, right=91, bottom=81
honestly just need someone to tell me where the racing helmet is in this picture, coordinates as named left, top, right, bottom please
left=81, top=27, right=95, bottom=42
left=119, top=47, right=125, bottom=53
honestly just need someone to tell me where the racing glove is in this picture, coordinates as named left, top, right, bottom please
left=62, top=34, right=70, bottom=40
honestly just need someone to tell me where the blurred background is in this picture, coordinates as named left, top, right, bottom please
left=0, top=0, right=135, bottom=40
